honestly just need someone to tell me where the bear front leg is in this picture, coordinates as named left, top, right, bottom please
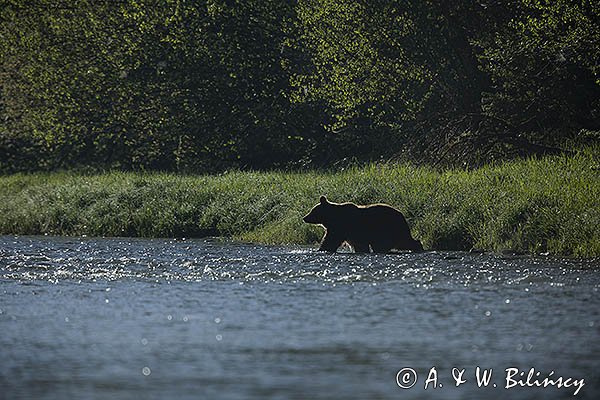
left=319, top=231, right=344, bottom=252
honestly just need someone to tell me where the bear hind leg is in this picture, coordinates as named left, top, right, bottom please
left=348, top=241, right=370, bottom=253
left=371, top=242, right=393, bottom=253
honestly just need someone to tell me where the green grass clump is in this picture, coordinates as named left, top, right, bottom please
left=0, top=147, right=598, bottom=257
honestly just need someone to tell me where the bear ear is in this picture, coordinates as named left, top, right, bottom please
left=320, top=195, right=327, bottom=204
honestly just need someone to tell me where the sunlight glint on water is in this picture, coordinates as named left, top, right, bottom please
left=0, top=236, right=598, bottom=400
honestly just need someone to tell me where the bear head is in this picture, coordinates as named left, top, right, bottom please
left=303, top=195, right=331, bottom=225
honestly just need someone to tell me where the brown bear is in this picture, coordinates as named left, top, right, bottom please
left=303, top=196, right=423, bottom=253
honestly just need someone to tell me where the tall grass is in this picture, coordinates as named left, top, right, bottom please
left=0, top=147, right=598, bottom=257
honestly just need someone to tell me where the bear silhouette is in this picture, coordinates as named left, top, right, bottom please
left=303, top=196, right=423, bottom=253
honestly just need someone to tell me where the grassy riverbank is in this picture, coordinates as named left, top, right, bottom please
left=0, top=148, right=598, bottom=257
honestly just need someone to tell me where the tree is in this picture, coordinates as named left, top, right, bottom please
left=478, top=0, right=600, bottom=152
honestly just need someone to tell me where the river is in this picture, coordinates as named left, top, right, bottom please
left=0, top=235, right=598, bottom=399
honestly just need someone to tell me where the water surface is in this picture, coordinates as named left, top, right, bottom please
left=1, top=236, right=598, bottom=399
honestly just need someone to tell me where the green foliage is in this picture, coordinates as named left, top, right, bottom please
left=291, top=0, right=432, bottom=132
left=0, top=1, right=598, bottom=172
left=0, top=0, right=315, bottom=172
left=0, top=148, right=598, bottom=257
left=478, top=0, right=599, bottom=147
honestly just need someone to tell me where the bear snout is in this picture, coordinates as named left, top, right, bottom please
left=303, top=214, right=316, bottom=223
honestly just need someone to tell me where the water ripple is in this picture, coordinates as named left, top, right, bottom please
left=0, top=236, right=598, bottom=288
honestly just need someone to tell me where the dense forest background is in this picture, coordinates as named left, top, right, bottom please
left=1, top=0, right=598, bottom=173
